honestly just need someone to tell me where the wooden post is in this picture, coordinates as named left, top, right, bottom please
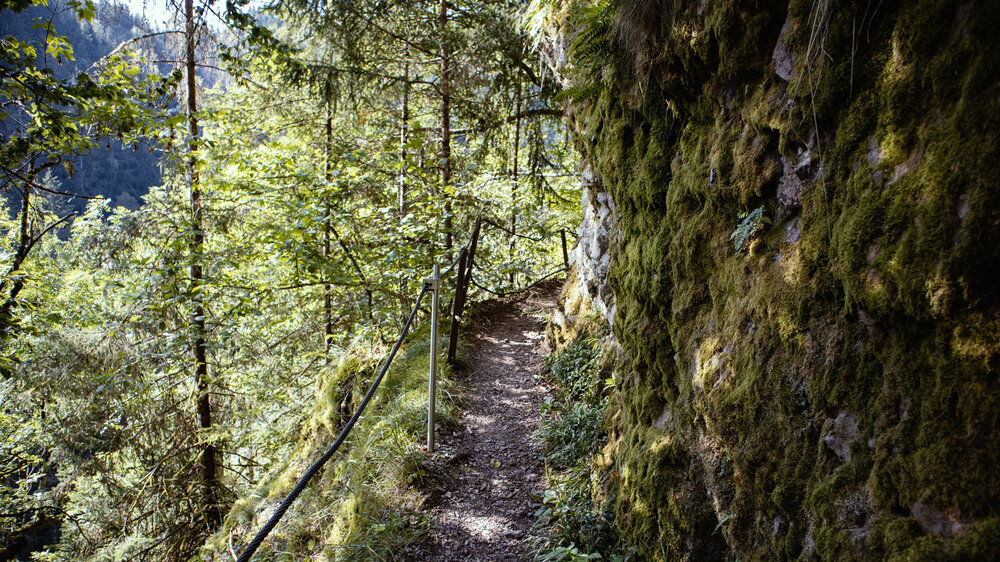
left=427, top=264, right=440, bottom=452
left=445, top=217, right=482, bottom=366
left=446, top=249, right=467, bottom=365
left=466, top=216, right=482, bottom=277
left=561, top=229, right=569, bottom=270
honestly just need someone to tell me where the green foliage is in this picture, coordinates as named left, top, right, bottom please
left=567, top=2, right=615, bottom=71
left=545, top=334, right=603, bottom=402
left=531, top=328, right=632, bottom=560
left=538, top=398, right=606, bottom=469
left=537, top=332, right=607, bottom=483
left=729, top=205, right=770, bottom=252
left=0, top=380, right=53, bottom=544
left=531, top=466, right=622, bottom=561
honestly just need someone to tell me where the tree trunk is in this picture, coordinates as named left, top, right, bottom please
left=510, top=74, right=521, bottom=284
left=0, top=188, right=30, bottom=330
left=0, top=187, right=75, bottom=330
left=185, top=0, right=222, bottom=529
left=324, top=107, right=334, bottom=357
left=400, top=60, right=410, bottom=214
left=440, top=0, right=452, bottom=254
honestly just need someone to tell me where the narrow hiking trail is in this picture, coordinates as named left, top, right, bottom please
left=406, top=281, right=560, bottom=561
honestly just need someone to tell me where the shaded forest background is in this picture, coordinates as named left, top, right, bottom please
left=1, top=0, right=578, bottom=559
left=1, top=0, right=229, bottom=210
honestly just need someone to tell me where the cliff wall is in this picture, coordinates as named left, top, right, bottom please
left=559, top=0, right=1000, bottom=558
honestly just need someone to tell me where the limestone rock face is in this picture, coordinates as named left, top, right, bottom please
left=546, top=161, right=618, bottom=350
left=571, top=166, right=617, bottom=328
left=822, top=410, right=859, bottom=463
left=557, top=0, right=1000, bottom=559
left=911, top=501, right=972, bottom=539
left=772, top=13, right=796, bottom=81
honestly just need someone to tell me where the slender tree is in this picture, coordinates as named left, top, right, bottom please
left=440, top=0, right=453, bottom=254
left=399, top=59, right=411, bottom=213
left=183, top=0, right=222, bottom=528
left=510, top=68, right=521, bottom=283
left=324, top=103, right=335, bottom=356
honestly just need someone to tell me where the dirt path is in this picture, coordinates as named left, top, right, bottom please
left=407, top=281, right=560, bottom=561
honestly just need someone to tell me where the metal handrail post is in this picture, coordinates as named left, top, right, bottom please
left=426, top=264, right=440, bottom=452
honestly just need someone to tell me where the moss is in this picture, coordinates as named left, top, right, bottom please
left=200, top=328, right=459, bottom=560
left=547, top=265, right=596, bottom=348
left=568, top=0, right=1000, bottom=559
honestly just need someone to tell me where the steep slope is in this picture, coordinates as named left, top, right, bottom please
left=556, top=0, right=1000, bottom=559
left=202, top=325, right=460, bottom=560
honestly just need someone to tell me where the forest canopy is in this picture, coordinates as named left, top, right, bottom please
left=0, top=0, right=577, bottom=558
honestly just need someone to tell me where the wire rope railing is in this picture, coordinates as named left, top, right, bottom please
left=235, top=283, right=429, bottom=562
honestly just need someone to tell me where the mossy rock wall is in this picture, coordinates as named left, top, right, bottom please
left=570, top=0, right=1000, bottom=559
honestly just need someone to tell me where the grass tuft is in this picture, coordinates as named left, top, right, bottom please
left=200, top=328, right=460, bottom=560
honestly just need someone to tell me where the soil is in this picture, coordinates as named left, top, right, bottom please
left=406, top=281, right=560, bottom=561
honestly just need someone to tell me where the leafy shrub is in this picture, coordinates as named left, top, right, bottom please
left=532, top=330, right=635, bottom=560
left=546, top=335, right=603, bottom=403
left=537, top=398, right=606, bottom=469
left=530, top=466, right=636, bottom=561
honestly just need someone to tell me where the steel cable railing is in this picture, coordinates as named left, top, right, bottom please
left=236, top=283, right=429, bottom=562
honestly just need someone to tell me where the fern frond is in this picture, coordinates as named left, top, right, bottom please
left=730, top=206, right=770, bottom=252
left=552, top=82, right=604, bottom=104
left=569, top=6, right=614, bottom=66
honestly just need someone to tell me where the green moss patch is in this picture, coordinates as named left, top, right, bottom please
left=200, top=327, right=459, bottom=560
left=566, top=0, right=1000, bottom=558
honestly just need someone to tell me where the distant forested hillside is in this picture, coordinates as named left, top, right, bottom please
left=1, top=0, right=226, bottom=210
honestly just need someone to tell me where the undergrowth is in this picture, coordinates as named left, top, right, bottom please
left=546, top=332, right=603, bottom=402
left=537, top=398, right=606, bottom=469
left=530, top=322, right=636, bottom=561
left=201, top=325, right=460, bottom=560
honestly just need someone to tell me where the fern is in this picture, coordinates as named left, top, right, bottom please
left=729, top=206, right=770, bottom=252
left=552, top=82, right=604, bottom=104
left=570, top=6, right=614, bottom=66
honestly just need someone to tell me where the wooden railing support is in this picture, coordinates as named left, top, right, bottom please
left=446, top=249, right=467, bottom=365
left=446, top=217, right=481, bottom=366
left=560, top=229, right=569, bottom=270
